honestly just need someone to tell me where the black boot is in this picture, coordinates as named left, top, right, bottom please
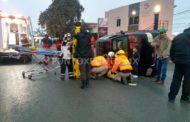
left=80, top=81, right=86, bottom=89
left=121, top=77, right=124, bottom=84
left=60, top=74, right=65, bottom=81
left=69, top=76, right=75, bottom=80
left=86, top=80, right=90, bottom=88
left=127, top=77, right=137, bottom=86
left=61, top=77, right=64, bottom=81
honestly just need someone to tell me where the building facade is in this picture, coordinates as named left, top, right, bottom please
left=105, top=0, right=174, bottom=38
left=87, top=23, right=98, bottom=33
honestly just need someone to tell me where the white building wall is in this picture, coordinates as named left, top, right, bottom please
left=139, top=0, right=174, bottom=37
left=159, top=0, right=174, bottom=38
left=107, top=6, right=129, bottom=34
left=139, top=0, right=157, bottom=30
left=106, top=0, right=174, bottom=38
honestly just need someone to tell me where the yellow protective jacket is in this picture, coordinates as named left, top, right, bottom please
left=111, top=55, right=133, bottom=73
left=91, top=56, right=109, bottom=67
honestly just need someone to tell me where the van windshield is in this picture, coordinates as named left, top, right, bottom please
left=98, top=35, right=113, bottom=40
left=96, top=41, right=112, bottom=55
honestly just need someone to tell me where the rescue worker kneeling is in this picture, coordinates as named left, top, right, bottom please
left=110, top=50, right=137, bottom=86
left=91, top=55, right=110, bottom=79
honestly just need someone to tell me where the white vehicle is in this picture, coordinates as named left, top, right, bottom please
left=0, top=11, right=34, bottom=61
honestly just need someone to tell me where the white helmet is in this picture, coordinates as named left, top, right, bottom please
left=108, top=51, right=115, bottom=57
left=66, top=33, right=71, bottom=37
left=64, top=34, right=67, bottom=38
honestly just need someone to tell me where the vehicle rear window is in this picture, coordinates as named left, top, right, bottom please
left=112, top=36, right=128, bottom=53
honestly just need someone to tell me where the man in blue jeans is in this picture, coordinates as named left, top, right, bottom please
left=168, top=27, right=190, bottom=103
left=152, top=28, right=171, bottom=84
left=156, top=57, right=169, bottom=84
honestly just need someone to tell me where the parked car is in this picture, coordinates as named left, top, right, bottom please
left=95, top=30, right=159, bottom=77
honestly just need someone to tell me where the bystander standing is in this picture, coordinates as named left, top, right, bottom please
left=168, top=27, right=190, bottom=103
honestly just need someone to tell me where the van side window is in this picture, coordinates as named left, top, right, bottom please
left=128, top=35, right=141, bottom=53
left=112, top=36, right=128, bottom=52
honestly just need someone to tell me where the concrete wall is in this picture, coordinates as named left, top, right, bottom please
left=139, top=0, right=174, bottom=37
left=106, top=0, right=174, bottom=38
left=107, top=6, right=129, bottom=34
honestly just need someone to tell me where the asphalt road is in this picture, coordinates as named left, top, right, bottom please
left=0, top=62, right=189, bottom=122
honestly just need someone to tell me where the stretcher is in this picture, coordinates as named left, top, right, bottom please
left=22, top=55, right=60, bottom=80
left=9, top=45, right=61, bottom=80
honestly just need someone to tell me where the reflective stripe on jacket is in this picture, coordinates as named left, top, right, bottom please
left=91, top=56, right=109, bottom=68
left=111, top=55, right=133, bottom=73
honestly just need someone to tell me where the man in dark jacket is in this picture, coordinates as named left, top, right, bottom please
left=168, top=27, right=190, bottom=103
left=74, top=27, right=94, bottom=89
left=42, top=34, right=52, bottom=49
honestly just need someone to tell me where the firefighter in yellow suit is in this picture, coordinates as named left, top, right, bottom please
left=91, top=56, right=110, bottom=79
left=110, top=50, right=137, bottom=86
left=72, top=25, right=81, bottom=78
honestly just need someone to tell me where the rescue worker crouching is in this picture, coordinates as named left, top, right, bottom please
left=110, top=50, right=137, bottom=86
left=60, top=33, right=74, bottom=80
left=90, top=55, right=110, bottom=79
left=107, top=51, right=115, bottom=68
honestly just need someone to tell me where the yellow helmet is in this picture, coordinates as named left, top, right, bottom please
left=116, top=50, right=125, bottom=55
left=28, top=46, right=36, bottom=51
left=75, top=26, right=81, bottom=34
